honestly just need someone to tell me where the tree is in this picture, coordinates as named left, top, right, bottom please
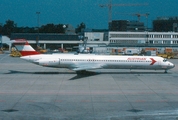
left=0, top=24, right=3, bottom=34
left=3, top=20, right=16, bottom=36
left=55, top=24, right=65, bottom=33
left=0, top=19, right=67, bottom=35
left=76, top=22, right=86, bottom=33
left=40, top=23, right=65, bottom=33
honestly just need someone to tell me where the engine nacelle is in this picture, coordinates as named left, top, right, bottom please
left=37, top=59, right=60, bottom=67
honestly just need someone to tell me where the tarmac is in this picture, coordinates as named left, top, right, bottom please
left=0, top=52, right=178, bottom=120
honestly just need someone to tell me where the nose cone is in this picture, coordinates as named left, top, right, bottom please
left=172, top=63, right=175, bottom=68
left=170, top=62, right=175, bottom=69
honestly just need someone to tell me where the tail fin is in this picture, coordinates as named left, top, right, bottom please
left=12, top=39, right=40, bottom=56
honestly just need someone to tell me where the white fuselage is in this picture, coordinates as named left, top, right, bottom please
left=20, top=54, right=175, bottom=72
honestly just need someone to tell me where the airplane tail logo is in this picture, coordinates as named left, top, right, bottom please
left=12, top=39, right=40, bottom=56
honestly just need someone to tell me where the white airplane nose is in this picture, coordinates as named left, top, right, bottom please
left=172, top=63, right=175, bottom=68
left=170, top=63, right=175, bottom=68
left=167, top=62, right=175, bottom=69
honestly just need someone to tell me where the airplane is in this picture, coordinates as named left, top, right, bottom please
left=12, top=39, right=175, bottom=74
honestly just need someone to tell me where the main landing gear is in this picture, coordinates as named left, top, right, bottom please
left=76, top=70, right=88, bottom=74
left=76, top=70, right=97, bottom=75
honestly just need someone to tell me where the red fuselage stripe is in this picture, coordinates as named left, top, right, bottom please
left=150, top=58, right=157, bottom=65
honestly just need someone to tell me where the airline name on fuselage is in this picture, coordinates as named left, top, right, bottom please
left=127, top=58, right=147, bottom=61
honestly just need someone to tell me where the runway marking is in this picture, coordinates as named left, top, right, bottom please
left=81, top=100, right=90, bottom=103
left=55, top=100, right=63, bottom=103
left=109, top=100, right=118, bottom=103
left=26, top=100, right=35, bottom=103
left=160, top=100, right=168, bottom=102
left=0, top=54, right=8, bottom=61
left=136, top=100, right=146, bottom=103
left=0, top=100, right=5, bottom=102
left=0, top=91, right=156, bottom=95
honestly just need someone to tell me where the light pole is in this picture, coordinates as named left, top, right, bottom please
left=36, top=12, right=40, bottom=47
left=0, top=34, right=2, bottom=50
left=145, top=13, right=149, bottom=45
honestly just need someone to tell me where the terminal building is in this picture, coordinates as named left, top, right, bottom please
left=85, top=31, right=178, bottom=53
left=9, top=31, right=178, bottom=54
left=6, top=16, right=178, bottom=54
left=153, top=16, right=178, bottom=32
left=10, top=33, right=81, bottom=52
left=109, top=20, right=145, bottom=32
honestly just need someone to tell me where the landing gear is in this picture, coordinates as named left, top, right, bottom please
left=76, top=70, right=97, bottom=75
left=76, top=70, right=87, bottom=74
left=164, top=69, right=168, bottom=73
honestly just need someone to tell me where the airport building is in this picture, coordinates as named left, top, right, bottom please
left=109, top=20, right=145, bottom=31
left=153, top=16, right=178, bottom=32
left=85, top=31, right=178, bottom=54
left=3, top=16, right=176, bottom=54
left=9, top=31, right=178, bottom=54
left=10, top=33, right=81, bottom=51
left=107, top=31, right=178, bottom=46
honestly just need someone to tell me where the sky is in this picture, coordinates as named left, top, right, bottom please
left=0, top=0, right=178, bottom=29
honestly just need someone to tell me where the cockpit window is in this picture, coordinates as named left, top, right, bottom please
left=163, top=58, right=167, bottom=62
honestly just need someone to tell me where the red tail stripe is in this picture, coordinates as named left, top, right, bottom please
left=19, top=51, right=40, bottom=56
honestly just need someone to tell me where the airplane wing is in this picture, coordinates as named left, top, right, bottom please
left=71, top=64, right=104, bottom=71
